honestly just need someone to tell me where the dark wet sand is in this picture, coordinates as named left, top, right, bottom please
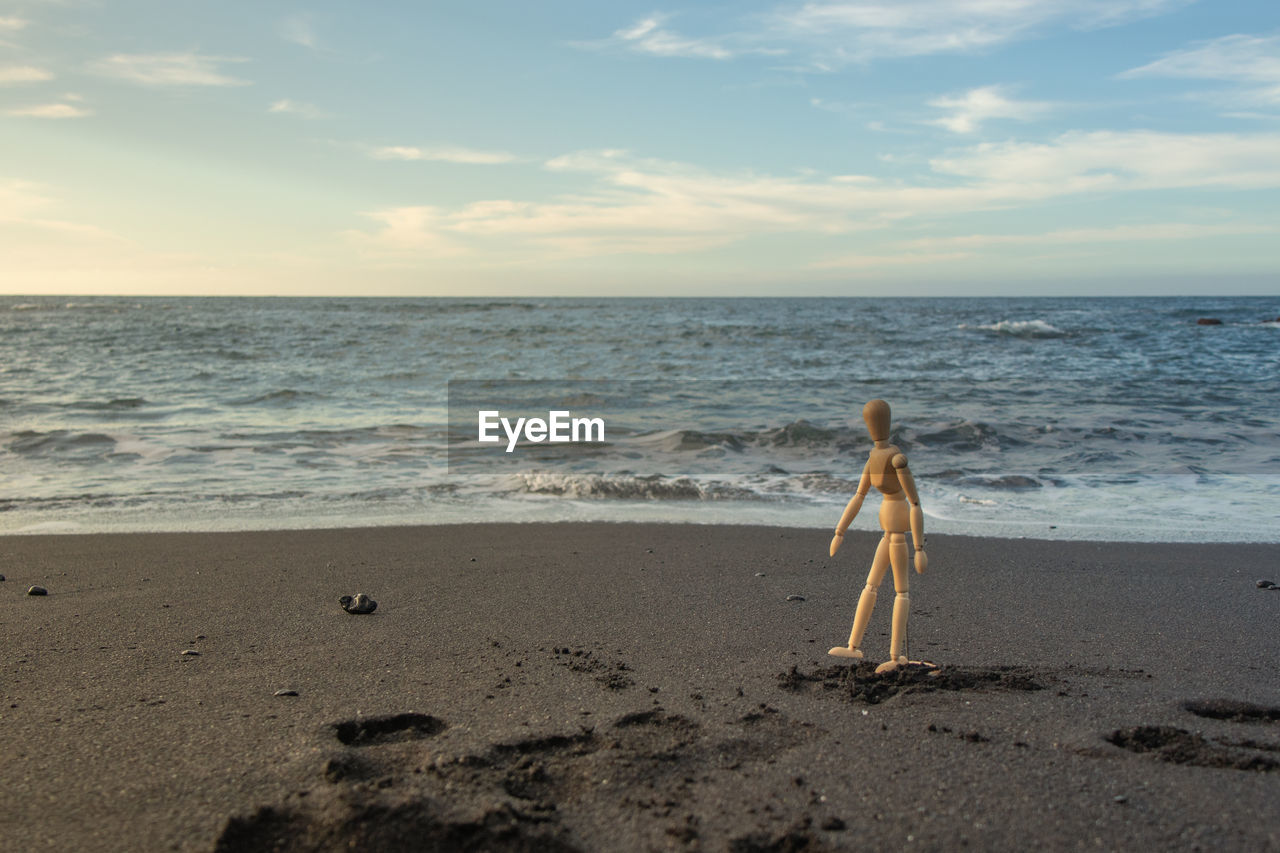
left=3, top=523, right=1279, bottom=852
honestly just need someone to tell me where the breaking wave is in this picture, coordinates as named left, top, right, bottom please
left=509, top=471, right=765, bottom=501
left=960, top=319, right=1067, bottom=339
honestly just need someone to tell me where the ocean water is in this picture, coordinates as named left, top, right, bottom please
left=2, top=295, right=1277, bottom=541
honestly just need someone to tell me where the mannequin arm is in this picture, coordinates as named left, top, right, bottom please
left=893, top=455, right=928, bottom=573
left=829, top=463, right=871, bottom=556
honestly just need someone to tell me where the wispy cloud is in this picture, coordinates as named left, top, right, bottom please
left=606, top=15, right=737, bottom=60
left=369, top=145, right=519, bottom=165
left=899, top=222, right=1280, bottom=249
left=1121, top=33, right=1280, bottom=106
left=269, top=98, right=329, bottom=119
left=927, top=85, right=1052, bottom=133
left=344, top=206, right=470, bottom=259
left=1123, top=33, right=1280, bottom=83
left=280, top=14, right=318, bottom=50
left=810, top=250, right=974, bottom=269
left=0, top=178, right=116, bottom=237
left=592, top=1, right=1192, bottom=69
left=6, top=101, right=92, bottom=118
left=348, top=131, right=1280, bottom=262
left=769, top=0, right=1193, bottom=64
left=810, top=97, right=862, bottom=114
left=930, top=130, right=1280, bottom=191
left=0, top=65, right=54, bottom=85
left=90, top=52, right=251, bottom=86
left=813, top=221, right=1280, bottom=268
left=0, top=178, right=51, bottom=220
left=0, top=15, right=27, bottom=47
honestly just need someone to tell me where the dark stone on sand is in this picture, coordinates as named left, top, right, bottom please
left=0, top=573, right=5, bottom=581
left=274, top=689, right=299, bottom=697
left=785, top=594, right=805, bottom=601
left=339, top=593, right=377, bottom=614
left=820, top=817, right=846, bottom=831
left=27, top=585, right=47, bottom=596
left=1257, top=580, right=1276, bottom=589
left=1196, top=317, right=1223, bottom=325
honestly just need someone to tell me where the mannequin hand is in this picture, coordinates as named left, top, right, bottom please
left=914, top=549, right=928, bottom=574
left=829, top=533, right=844, bottom=557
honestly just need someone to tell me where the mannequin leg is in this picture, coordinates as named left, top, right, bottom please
left=830, top=533, right=891, bottom=658
left=876, top=533, right=911, bottom=673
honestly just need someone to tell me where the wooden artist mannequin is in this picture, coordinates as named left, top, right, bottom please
left=828, top=399, right=928, bottom=673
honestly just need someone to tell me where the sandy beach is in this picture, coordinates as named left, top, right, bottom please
left=3, top=523, right=1279, bottom=851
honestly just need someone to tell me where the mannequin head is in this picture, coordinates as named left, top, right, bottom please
left=862, top=398, right=891, bottom=442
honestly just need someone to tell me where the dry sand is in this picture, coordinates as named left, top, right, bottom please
left=3, top=523, right=1279, bottom=852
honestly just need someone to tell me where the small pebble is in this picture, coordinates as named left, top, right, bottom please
left=786, top=594, right=806, bottom=602
left=0, top=573, right=6, bottom=581
left=1256, top=580, right=1276, bottom=589
left=1113, top=795, right=1128, bottom=804
left=754, top=572, right=766, bottom=577
left=180, top=649, right=200, bottom=656
left=339, top=593, right=377, bottom=614
left=821, top=817, right=847, bottom=831
left=274, top=689, right=299, bottom=697
left=27, top=585, right=47, bottom=596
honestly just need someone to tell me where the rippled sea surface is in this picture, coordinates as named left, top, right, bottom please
left=2, top=295, right=1277, bottom=540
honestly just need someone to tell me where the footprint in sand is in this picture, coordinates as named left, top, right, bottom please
left=214, top=705, right=822, bottom=852
left=332, top=712, right=447, bottom=746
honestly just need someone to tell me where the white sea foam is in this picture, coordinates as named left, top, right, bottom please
left=109, top=434, right=174, bottom=462
left=511, top=470, right=713, bottom=500
left=960, top=319, right=1067, bottom=338
left=17, top=520, right=82, bottom=532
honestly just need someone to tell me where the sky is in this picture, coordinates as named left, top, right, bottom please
left=0, top=0, right=1278, bottom=297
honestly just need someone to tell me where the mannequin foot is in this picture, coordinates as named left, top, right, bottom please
left=874, top=656, right=909, bottom=674
left=828, top=645, right=864, bottom=659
